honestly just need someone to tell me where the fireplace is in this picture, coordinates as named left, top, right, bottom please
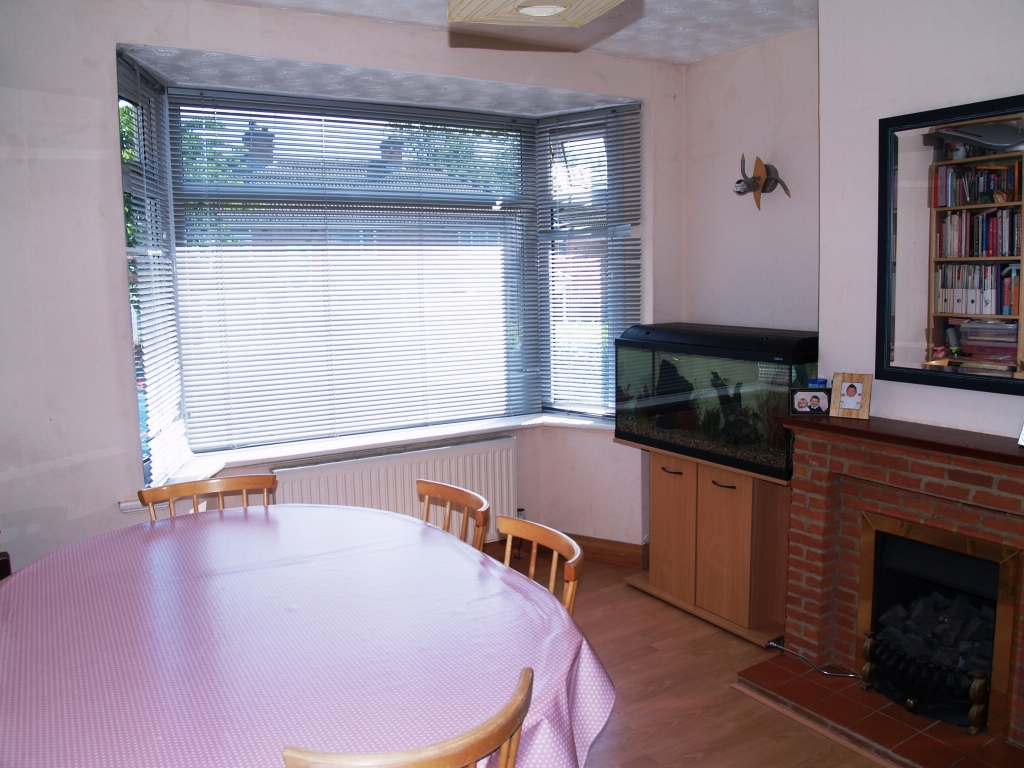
left=778, top=416, right=1024, bottom=746
left=858, top=513, right=1017, bottom=733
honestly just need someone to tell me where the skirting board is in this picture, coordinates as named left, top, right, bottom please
left=624, top=570, right=783, bottom=647
left=566, top=533, right=648, bottom=569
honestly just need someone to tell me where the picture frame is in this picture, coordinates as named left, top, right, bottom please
left=789, top=388, right=831, bottom=416
left=830, top=372, right=873, bottom=419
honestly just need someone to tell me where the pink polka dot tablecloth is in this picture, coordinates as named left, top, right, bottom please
left=0, top=504, right=614, bottom=768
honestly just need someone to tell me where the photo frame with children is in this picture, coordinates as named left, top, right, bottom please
left=829, top=372, right=873, bottom=419
left=789, top=388, right=831, bottom=416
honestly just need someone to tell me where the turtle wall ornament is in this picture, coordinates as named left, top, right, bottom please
left=733, top=154, right=791, bottom=210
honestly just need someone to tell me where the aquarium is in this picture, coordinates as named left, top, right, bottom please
left=615, top=323, right=819, bottom=480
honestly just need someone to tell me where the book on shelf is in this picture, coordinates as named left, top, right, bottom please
left=950, top=359, right=1017, bottom=378
left=1003, top=265, right=1021, bottom=316
left=934, top=263, right=1011, bottom=315
left=933, top=160, right=1020, bottom=208
left=935, top=207, right=1020, bottom=258
left=959, top=319, right=1019, bottom=341
left=959, top=320, right=1018, bottom=364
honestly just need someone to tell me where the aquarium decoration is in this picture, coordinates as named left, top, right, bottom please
left=615, top=323, right=819, bottom=481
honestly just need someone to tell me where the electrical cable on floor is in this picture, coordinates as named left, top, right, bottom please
left=764, top=637, right=861, bottom=678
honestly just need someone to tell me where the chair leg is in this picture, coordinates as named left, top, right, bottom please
left=504, top=534, right=514, bottom=566
left=564, top=580, right=578, bottom=615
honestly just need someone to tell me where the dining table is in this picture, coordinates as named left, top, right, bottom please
left=0, top=504, right=615, bottom=768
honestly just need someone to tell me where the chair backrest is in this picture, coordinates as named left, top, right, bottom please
left=137, top=475, right=278, bottom=522
left=496, top=517, right=583, bottom=616
left=415, top=479, right=490, bottom=552
left=281, top=668, right=533, bottom=768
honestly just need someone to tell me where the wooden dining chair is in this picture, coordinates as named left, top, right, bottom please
left=415, top=479, right=490, bottom=552
left=281, top=667, right=533, bottom=768
left=496, top=517, right=583, bottom=616
left=137, top=475, right=278, bottom=522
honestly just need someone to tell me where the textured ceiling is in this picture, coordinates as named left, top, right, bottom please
left=216, top=0, right=818, bottom=65
left=120, top=45, right=639, bottom=118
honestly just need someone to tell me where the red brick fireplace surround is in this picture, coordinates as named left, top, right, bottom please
left=778, top=416, right=1024, bottom=746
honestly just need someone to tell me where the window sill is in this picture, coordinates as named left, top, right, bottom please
left=118, top=413, right=611, bottom=507
left=204, top=412, right=612, bottom=473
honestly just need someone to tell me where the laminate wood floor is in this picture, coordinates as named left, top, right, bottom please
left=486, top=545, right=877, bottom=767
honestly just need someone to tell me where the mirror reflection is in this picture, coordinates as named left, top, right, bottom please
left=889, top=115, right=1023, bottom=380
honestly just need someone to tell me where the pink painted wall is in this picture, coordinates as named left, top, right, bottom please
left=515, top=425, right=643, bottom=543
left=682, top=27, right=819, bottom=331
left=0, top=0, right=679, bottom=565
left=818, top=0, right=1024, bottom=435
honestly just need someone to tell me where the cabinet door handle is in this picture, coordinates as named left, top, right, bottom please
left=661, top=467, right=683, bottom=475
left=712, top=480, right=737, bottom=489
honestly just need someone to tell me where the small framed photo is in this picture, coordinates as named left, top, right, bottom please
left=790, top=388, right=831, bottom=415
left=830, top=372, right=873, bottom=419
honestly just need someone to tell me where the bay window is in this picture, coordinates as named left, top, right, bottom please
left=118, top=56, right=641, bottom=485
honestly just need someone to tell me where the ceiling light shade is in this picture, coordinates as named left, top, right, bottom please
left=447, top=0, right=624, bottom=28
left=516, top=0, right=568, bottom=16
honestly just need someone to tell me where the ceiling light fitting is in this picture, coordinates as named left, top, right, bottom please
left=516, top=0, right=568, bottom=16
left=447, top=0, right=624, bottom=28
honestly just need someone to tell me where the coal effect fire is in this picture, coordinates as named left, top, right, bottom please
left=867, top=591, right=994, bottom=727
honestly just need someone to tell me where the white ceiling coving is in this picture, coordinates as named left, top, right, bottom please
left=214, top=0, right=818, bottom=66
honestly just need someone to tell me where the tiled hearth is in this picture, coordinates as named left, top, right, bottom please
left=738, top=653, right=1024, bottom=767
left=765, top=417, right=1024, bottom=754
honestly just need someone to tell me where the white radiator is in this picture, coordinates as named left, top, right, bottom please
left=273, top=437, right=516, bottom=543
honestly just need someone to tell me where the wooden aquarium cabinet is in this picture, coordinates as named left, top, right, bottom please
left=625, top=448, right=790, bottom=645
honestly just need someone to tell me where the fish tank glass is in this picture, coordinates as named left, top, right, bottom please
left=615, top=323, right=819, bottom=481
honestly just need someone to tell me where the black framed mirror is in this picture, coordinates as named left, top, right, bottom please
left=876, top=93, right=1024, bottom=395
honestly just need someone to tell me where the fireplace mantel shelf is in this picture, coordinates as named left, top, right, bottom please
left=778, top=415, right=1024, bottom=469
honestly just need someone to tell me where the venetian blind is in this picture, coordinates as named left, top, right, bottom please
left=165, top=90, right=541, bottom=451
left=118, top=57, right=194, bottom=485
left=537, top=106, right=642, bottom=414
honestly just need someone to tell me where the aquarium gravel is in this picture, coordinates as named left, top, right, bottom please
left=618, top=415, right=788, bottom=469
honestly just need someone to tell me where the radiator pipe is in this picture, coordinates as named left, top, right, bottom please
left=764, top=636, right=861, bottom=679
